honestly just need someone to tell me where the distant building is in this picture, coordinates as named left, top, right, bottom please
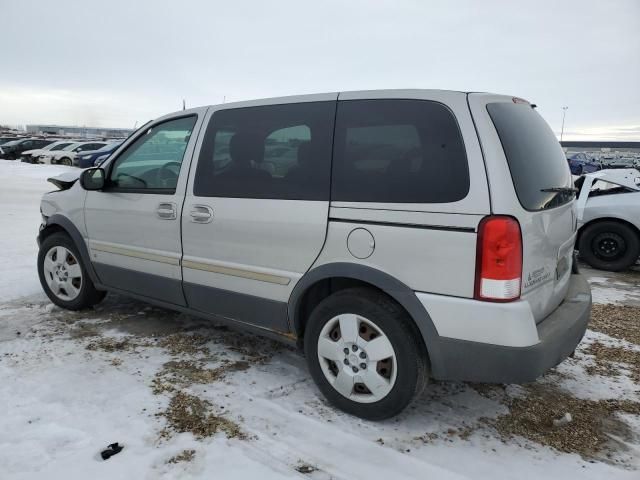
left=561, top=141, right=640, bottom=155
left=26, top=124, right=132, bottom=139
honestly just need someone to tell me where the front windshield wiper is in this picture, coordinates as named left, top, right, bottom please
left=540, top=186, right=578, bottom=194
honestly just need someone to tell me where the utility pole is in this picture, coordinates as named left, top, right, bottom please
left=182, top=99, right=186, bottom=111
left=560, top=106, right=568, bottom=142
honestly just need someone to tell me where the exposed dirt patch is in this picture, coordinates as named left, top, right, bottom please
left=167, top=449, right=196, bottom=464
left=491, top=383, right=640, bottom=461
left=86, top=336, right=149, bottom=352
left=589, top=304, right=640, bottom=345
left=159, top=391, right=245, bottom=440
left=151, top=359, right=249, bottom=394
left=584, top=342, right=640, bottom=383
left=156, top=333, right=211, bottom=356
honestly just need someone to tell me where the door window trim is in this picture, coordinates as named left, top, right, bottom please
left=103, top=114, right=198, bottom=195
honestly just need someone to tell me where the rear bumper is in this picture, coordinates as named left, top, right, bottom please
left=428, top=273, right=591, bottom=383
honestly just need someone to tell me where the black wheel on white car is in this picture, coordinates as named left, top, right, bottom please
left=579, top=221, right=640, bottom=271
left=59, top=157, right=72, bottom=166
left=304, top=287, right=428, bottom=420
left=38, top=232, right=106, bottom=310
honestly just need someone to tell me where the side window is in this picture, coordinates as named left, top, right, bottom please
left=108, top=116, right=197, bottom=192
left=332, top=99, right=470, bottom=203
left=52, top=144, right=67, bottom=151
left=194, top=101, right=335, bottom=200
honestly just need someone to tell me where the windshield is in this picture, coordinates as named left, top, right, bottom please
left=2, top=140, right=20, bottom=147
left=43, top=141, right=68, bottom=151
left=487, top=102, right=573, bottom=211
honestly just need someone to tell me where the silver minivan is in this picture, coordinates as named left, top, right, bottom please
left=37, top=90, right=592, bottom=419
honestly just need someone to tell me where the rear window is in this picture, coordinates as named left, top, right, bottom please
left=332, top=99, right=469, bottom=204
left=487, top=102, right=573, bottom=211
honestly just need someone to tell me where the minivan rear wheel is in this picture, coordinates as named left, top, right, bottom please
left=579, top=221, right=640, bottom=271
left=38, top=232, right=106, bottom=310
left=304, top=287, right=428, bottom=420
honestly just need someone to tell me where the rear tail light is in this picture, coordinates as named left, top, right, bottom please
left=475, top=216, right=522, bottom=302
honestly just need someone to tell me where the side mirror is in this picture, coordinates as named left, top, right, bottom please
left=80, top=167, right=105, bottom=190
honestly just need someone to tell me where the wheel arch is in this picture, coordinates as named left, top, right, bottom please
left=39, top=214, right=100, bottom=285
left=288, top=263, right=441, bottom=370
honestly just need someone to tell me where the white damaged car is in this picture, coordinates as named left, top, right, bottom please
left=576, top=168, right=640, bottom=271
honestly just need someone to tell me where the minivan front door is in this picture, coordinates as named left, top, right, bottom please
left=181, top=96, right=337, bottom=333
left=84, top=113, right=205, bottom=305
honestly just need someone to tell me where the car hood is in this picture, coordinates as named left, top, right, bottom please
left=23, top=149, right=44, bottom=155
left=47, top=170, right=81, bottom=190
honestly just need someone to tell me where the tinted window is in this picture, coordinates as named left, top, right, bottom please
left=332, top=99, right=469, bottom=203
left=194, top=102, right=335, bottom=200
left=82, top=143, right=105, bottom=151
left=51, top=143, right=70, bottom=151
left=109, top=116, right=196, bottom=192
left=487, top=103, right=573, bottom=211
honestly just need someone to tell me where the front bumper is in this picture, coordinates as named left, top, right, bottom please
left=430, top=273, right=592, bottom=383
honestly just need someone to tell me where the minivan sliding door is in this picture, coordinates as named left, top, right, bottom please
left=181, top=95, right=337, bottom=333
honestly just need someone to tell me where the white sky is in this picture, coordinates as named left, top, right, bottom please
left=1, top=0, right=639, bottom=140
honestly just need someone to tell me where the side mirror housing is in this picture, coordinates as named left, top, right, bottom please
left=79, top=167, right=105, bottom=190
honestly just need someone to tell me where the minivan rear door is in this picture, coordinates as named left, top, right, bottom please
left=181, top=94, right=337, bottom=333
left=468, top=94, right=577, bottom=322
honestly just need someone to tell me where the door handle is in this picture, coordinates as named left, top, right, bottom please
left=190, top=205, right=213, bottom=223
left=157, top=202, right=177, bottom=220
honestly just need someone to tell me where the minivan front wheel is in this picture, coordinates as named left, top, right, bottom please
left=38, top=232, right=106, bottom=310
left=304, top=288, right=428, bottom=420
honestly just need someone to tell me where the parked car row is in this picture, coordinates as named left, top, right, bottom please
left=0, top=136, right=122, bottom=167
left=0, top=138, right=56, bottom=160
left=38, top=141, right=111, bottom=166
left=566, top=151, right=640, bottom=175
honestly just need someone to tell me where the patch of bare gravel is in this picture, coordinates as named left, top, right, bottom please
left=589, top=304, right=640, bottom=345
left=156, top=333, right=211, bottom=356
left=491, top=384, right=640, bottom=462
left=151, top=359, right=249, bottom=394
left=166, top=449, right=196, bottom=464
left=86, top=336, right=150, bottom=352
left=159, top=391, right=245, bottom=440
left=584, top=342, right=640, bottom=383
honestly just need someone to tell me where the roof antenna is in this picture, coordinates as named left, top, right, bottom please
left=182, top=99, right=186, bottom=110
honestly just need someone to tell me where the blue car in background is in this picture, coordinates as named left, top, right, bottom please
left=567, top=152, right=601, bottom=175
left=73, top=141, right=123, bottom=168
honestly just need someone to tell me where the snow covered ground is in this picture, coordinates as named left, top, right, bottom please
left=0, top=160, right=639, bottom=479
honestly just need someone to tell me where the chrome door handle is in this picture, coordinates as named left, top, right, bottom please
left=157, top=202, right=177, bottom=220
left=190, top=205, right=213, bottom=223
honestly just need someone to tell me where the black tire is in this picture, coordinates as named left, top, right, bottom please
left=579, top=221, right=640, bottom=271
left=59, top=157, right=72, bottom=166
left=304, top=287, right=428, bottom=420
left=38, top=232, right=106, bottom=310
